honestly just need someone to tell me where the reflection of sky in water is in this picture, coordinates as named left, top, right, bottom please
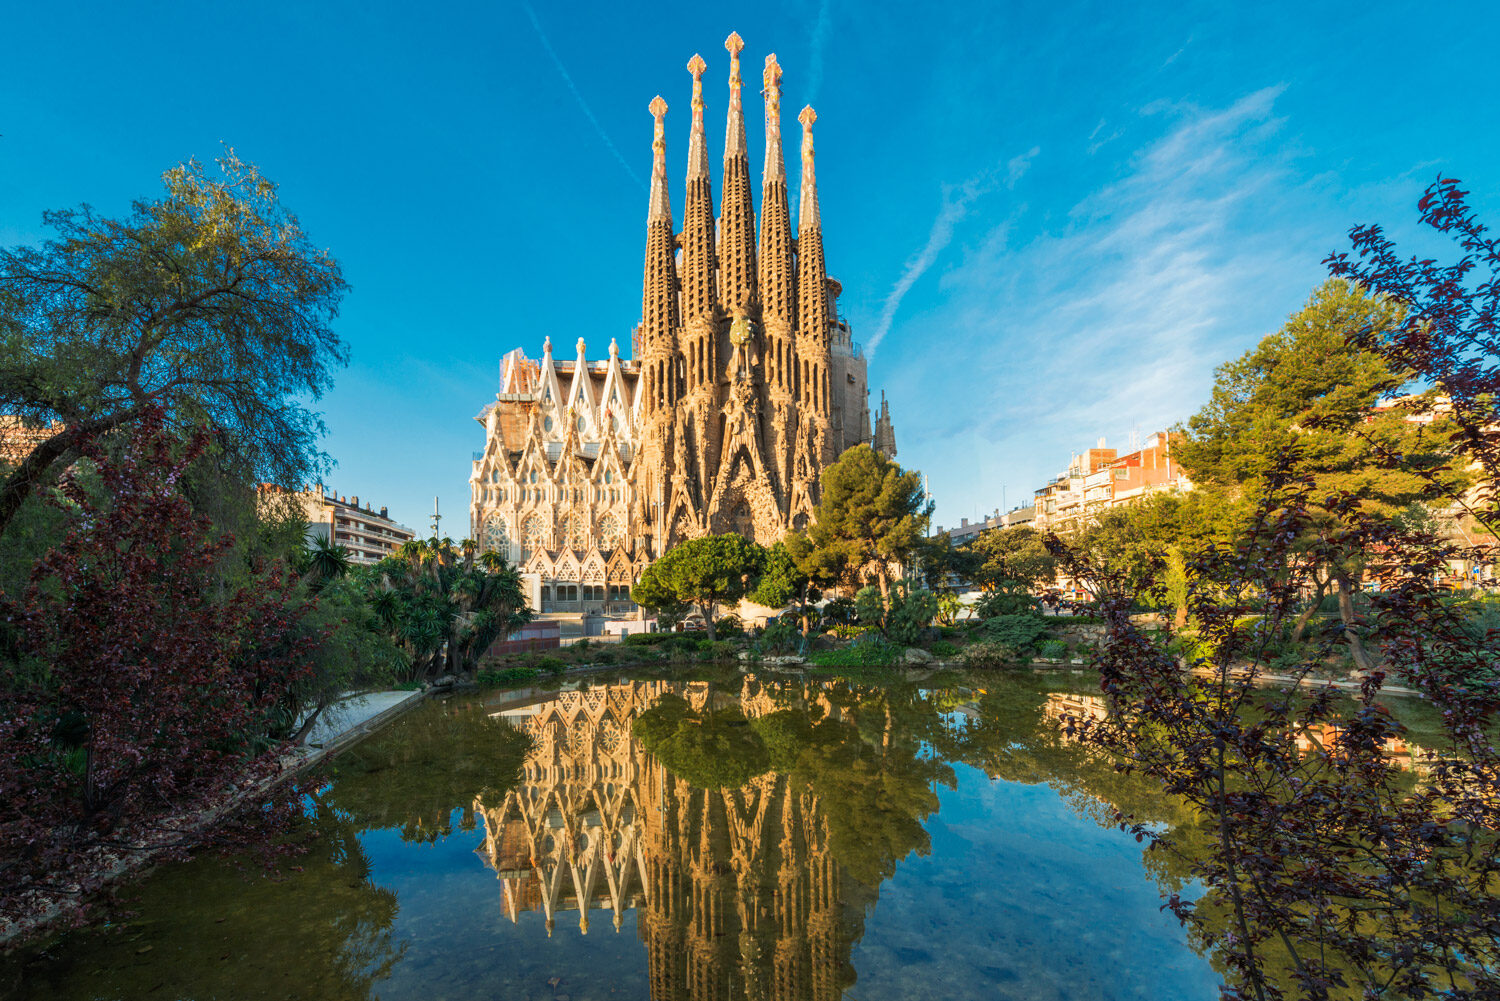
left=347, top=765, right=1216, bottom=1001
left=3, top=687, right=1222, bottom=1001
left=358, top=825, right=651, bottom=1001
left=850, top=764, right=1218, bottom=1000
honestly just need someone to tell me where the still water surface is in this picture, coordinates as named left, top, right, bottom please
left=4, top=670, right=1222, bottom=1000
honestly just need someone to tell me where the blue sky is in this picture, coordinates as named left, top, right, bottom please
left=3, top=0, right=1498, bottom=533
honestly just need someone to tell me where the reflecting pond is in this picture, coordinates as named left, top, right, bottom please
left=3, top=670, right=1225, bottom=1000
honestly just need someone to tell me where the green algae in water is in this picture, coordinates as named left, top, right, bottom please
left=2, top=672, right=1222, bottom=1001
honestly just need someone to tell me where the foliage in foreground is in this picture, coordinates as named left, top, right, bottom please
left=0, top=416, right=314, bottom=924
left=0, top=151, right=348, bottom=539
left=1051, top=179, right=1500, bottom=1000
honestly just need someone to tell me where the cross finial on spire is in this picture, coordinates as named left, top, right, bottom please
left=762, top=54, right=784, bottom=183
left=648, top=96, right=671, bottom=220
left=687, top=54, right=709, bottom=179
left=799, top=105, right=820, bottom=231
left=724, top=31, right=746, bottom=158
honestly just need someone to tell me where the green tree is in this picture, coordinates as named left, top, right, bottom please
left=632, top=533, right=764, bottom=640
left=968, top=524, right=1056, bottom=591
left=789, top=445, right=931, bottom=598
left=0, top=151, right=348, bottom=536
left=301, top=535, right=353, bottom=592
left=914, top=531, right=980, bottom=596
left=359, top=537, right=532, bottom=681
left=1175, top=278, right=1469, bottom=668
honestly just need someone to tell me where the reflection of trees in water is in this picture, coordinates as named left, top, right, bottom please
left=321, top=698, right=534, bottom=842
left=471, top=676, right=959, bottom=1001
left=472, top=673, right=1434, bottom=1001
left=0, top=796, right=403, bottom=1001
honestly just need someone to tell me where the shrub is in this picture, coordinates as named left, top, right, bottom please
left=886, top=585, right=939, bottom=646
left=830, top=623, right=874, bottom=640
left=960, top=641, right=1019, bottom=669
left=535, top=656, right=567, bottom=675
left=715, top=614, right=744, bottom=638
left=1037, top=639, right=1069, bottom=660
left=930, top=640, right=959, bottom=658
left=822, top=596, right=857, bottom=626
left=809, top=635, right=903, bottom=669
left=982, top=614, right=1051, bottom=653
left=703, top=640, right=738, bottom=661
left=593, top=648, right=617, bottom=665
left=755, top=619, right=803, bottom=656
left=477, top=666, right=539, bottom=687
left=662, top=635, right=707, bottom=657
left=854, top=585, right=884, bottom=626
left=624, top=631, right=674, bottom=646
left=974, top=586, right=1040, bottom=618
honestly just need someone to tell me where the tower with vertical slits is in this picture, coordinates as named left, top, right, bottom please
left=625, top=31, right=893, bottom=555
left=471, top=31, right=895, bottom=579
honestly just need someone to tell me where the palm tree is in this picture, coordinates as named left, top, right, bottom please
left=304, top=536, right=353, bottom=591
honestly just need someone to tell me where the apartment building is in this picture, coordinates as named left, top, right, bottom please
left=262, top=484, right=417, bottom=565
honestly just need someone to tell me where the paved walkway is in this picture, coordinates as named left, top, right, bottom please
left=301, top=689, right=425, bottom=751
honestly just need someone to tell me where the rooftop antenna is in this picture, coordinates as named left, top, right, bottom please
left=431, top=496, right=442, bottom=537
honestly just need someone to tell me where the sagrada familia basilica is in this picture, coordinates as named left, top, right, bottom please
left=469, top=33, right=896, bottom=610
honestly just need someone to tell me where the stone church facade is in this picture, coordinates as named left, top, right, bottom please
left=469, top=33, right=895, bottom=613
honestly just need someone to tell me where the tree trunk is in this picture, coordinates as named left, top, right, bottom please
left=702, top=601, right=716, bottom=642
left=0, top=406, right=150, bottom=537
left=1290, top=575, right=1330, bottom=644
left=1331, top=569, right=1376, bottom=673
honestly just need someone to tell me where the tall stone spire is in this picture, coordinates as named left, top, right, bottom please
left=680, top=53, right=717, bottom=388
left=796, top=105, right=833, bottom=456
left=679, top=53, right=720, bottom=504
left=758, top=54, right=795, bottom=393
left=758, top=53, right=797, bottom=502
left=641, top=96, right=679, bottom=416
left=718, top=31, right=758, bottom=327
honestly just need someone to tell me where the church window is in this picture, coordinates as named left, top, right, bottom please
left=522, top=513, right=546, bottom=549
left=597, top=514, right=622, bottom=550
left=528, top=470, right=538, bottom=484
left=603, top=469, right=613, bottom=484
left=544, top=416, right=554, bottom=432
left=483, top=516, right=509, bottom=554
left=576, top=415, right=587, bottom=433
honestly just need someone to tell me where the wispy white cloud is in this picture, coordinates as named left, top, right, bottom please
left=521, top=4, right=645, bottom=191
left=866, top=146, right=1040, bottom=359
left=892, top=86, right=1376, bottom=525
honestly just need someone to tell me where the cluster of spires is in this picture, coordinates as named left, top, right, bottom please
left=635, top=32, right=837, bottom=542
left=639, top=31, right=830, bottom=418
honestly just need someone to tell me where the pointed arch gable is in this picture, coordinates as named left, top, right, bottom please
left=606, top=549, right=634, bottom=582
left=523, top=547, right=555, bottom=577
left=554, top=548, right=582, bottom=581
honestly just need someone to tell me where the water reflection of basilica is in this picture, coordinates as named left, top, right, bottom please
left=474, top=680, right=861, bottom=1001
